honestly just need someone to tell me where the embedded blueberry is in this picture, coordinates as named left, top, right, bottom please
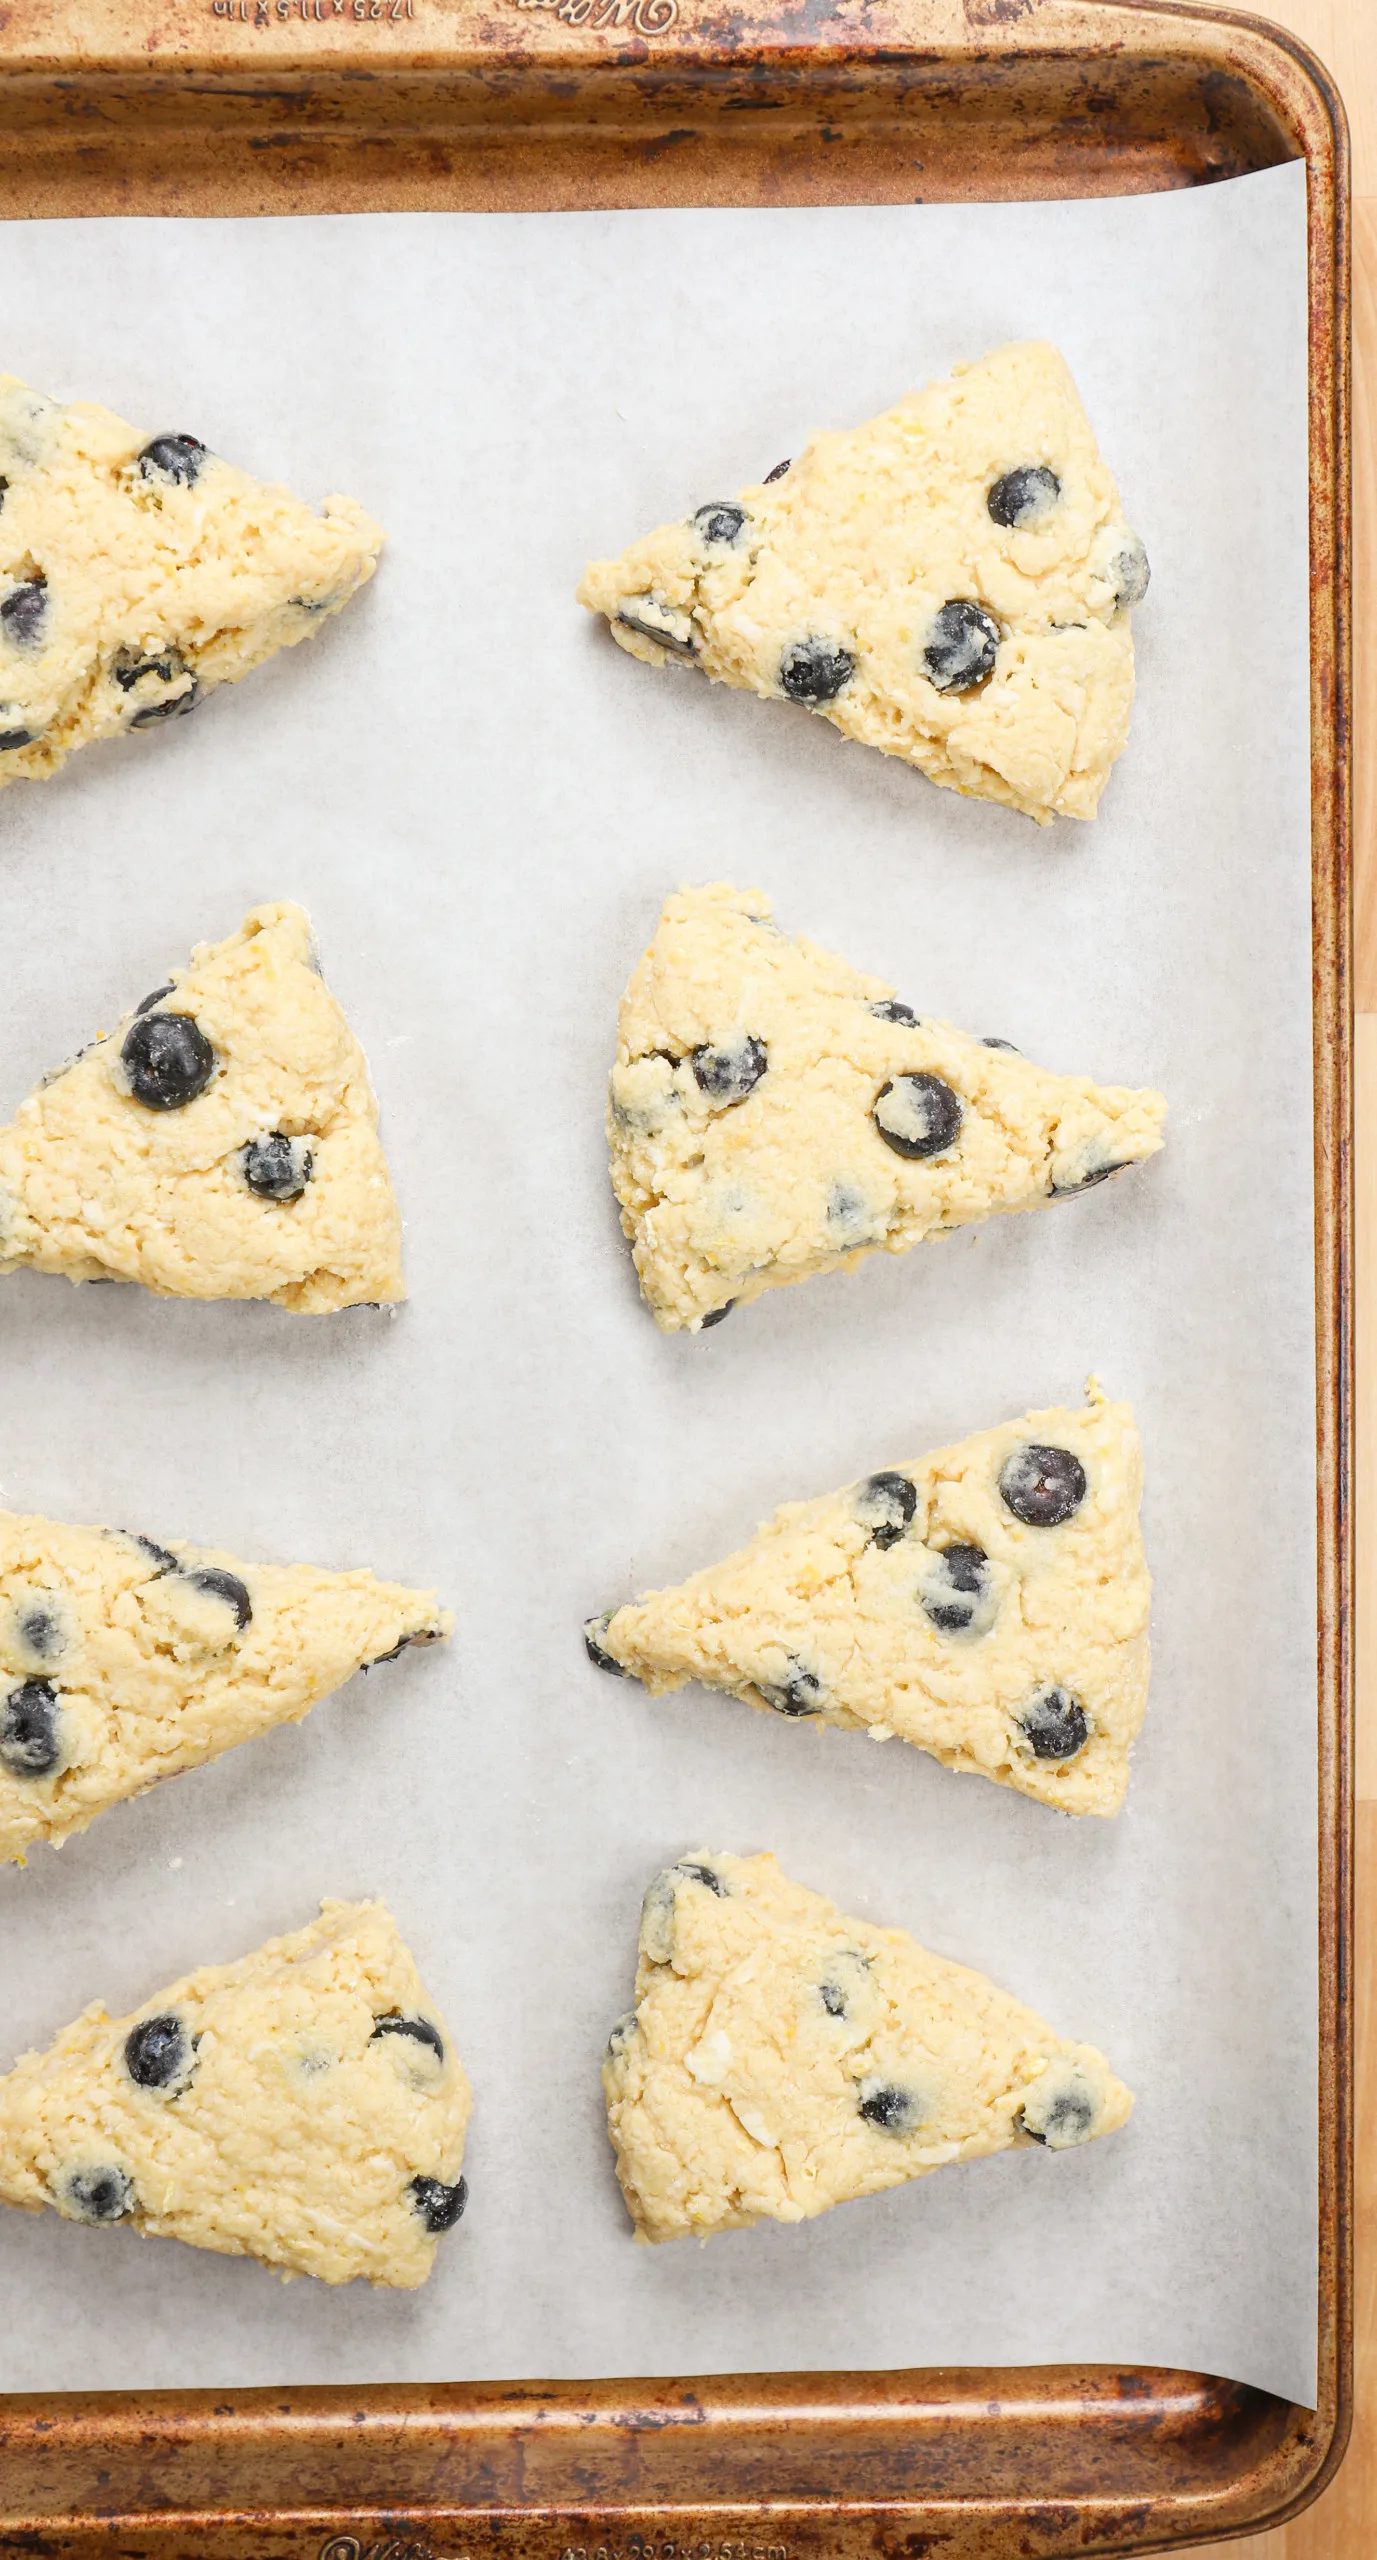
left=615, top=596, right=698, bottom=658
left=1109, top=533, right=1150, bottom=609
left=242, top=1132, right=313, bottom=1203
left=854, top=1471, right=917, bottom=1551
left=763, top=458, right=791, bottom=483
left=111, top=646, right=199, bottom=725
left=755, top=1659, right=826, bottom=1717
left=691, top=1034, right=767, bottom=1105
left=409, top=2173, right=467, bottom=2234
left=1050, top=1160, right=1126, bottom=1198
left=0, top=576, right=47, bottom=647
left=872, top=1072, right=962, bottom=1162
left=675, top=1860, right=726, bottom=1895
left=1014, top=1684, right=1090, bottom=1762
left=134, top=983, right=175, bottom=1016
left=124, top=2012, right=194, bottom=2092
left=982, top=1037, right=1021, bottom=1053
left=0, top=478, right=7, bottom=510
left=987, top=465, right=1061, bottom=529
left=779, top=638, right=855, bottom=705
left=692, top=502, right=748, bottom=546
left=1019, top=2072, right=1097, bottom=2147
left=923, top=599, right=1000, bottom=693
left=120, top=1012, right=215, bottom=1111
left=605, top=2011, right=640, bottom=2059
left=0, top=726, right=34, bottom=751
left=133, top=1534, right=178, bottom=1573
left=921, top=1541, right=989, bottom=1635
left=184, top=1567, right=252, bottom=1629
left=583, top=1612, right=627, bottom=1675
left=1, top=1680, right=61, bottom=1777
left=820, top=1980, right=849, bottom=2018
left=857, top=2080, right=921, bottom=2135
left=138, top=435, right=207, bottom=487
left=869, top=1000, right=921, bottom=1028
left=131, top=678, right=199, bottom=729
left=16, top=1605, right=65, bottom=1663
left=371, top=2012, right=445, bottom=2066
left=62, top=2166, right=136, bottom=2224
left=699, top=1301, right=734, bottom=1329
left=998, top=1443, right=1087, bottom=1528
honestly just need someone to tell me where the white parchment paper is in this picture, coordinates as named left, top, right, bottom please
left=0, top=163, right=1316, bottom=2405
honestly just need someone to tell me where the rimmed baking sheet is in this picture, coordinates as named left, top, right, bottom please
left=0, top=160, right=1316, bottom=2405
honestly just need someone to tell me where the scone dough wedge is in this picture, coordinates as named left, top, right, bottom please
left=589, top=1393, right=1149, bottom=1816
left=578, top=342, right=1148, bottom=824
left=0, top=373, right=380, bottom=787
left=0, top=903, right=405, bottom=1311
left=610, top=885, right=1165, bottom=1332
left=0, top=1901, right=470, bottom=2287
left=605, top=1853, right=1133, bottom=2242
left=0, top=1508, right=452, bottom=1864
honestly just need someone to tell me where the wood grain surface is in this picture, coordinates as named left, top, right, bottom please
left=1190, top=10, right=1369, bottom=2548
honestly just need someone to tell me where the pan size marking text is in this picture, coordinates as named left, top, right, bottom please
left=510, top=0, right=680, bottom=32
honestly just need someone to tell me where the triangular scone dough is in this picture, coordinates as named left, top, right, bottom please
left=0, top=374, right=380, bottom=786
left=0, top=1508, right=452, bottom=1863
left=590, top=1395, right=1148, bottom=1817
left=0, top=903, right=405, bottom=1311
left=0, top=1901, right=470, bottom=2287
left=609, top=885, right=1165, bottom=1332
left=605, top=1853, right=1132, bottom=2242
left=578, top=342, right=1147, bottom=825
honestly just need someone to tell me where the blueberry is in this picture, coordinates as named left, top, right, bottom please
left=134, top=983, right=176, bottom=1016
left=0, top=726, right=33, bottom=751
left=869, top=1000, right=921, bottom=1028
left=615, top=596, right=698, bottom=659
left=409, top=2173, right=467, bottom=2234
left=583, top=1612, right=626, bottom=1675
left=242, top=1133, right=313, bottom=1202
left=111, top=647, right=199, bottom=725
left=61, top=2166, right=136, bottom=2224
left=184, top=1567, right=252, bottom=1629
left=605, top=2011, right=640, bottom=2059
left=1050, top=1160, right=1126, bottom=1198
left=132, top=1535, right=178, bottom=1574
left=371, top=2012, right=445, bottom=2066
left=755, top=1659, right=826, bottom=1717
left=872, top=1072, right=962, bottom=1161
left=0, top=576, right=47, bottom=647
left=999, top=1444, right=1087, bottom=1527
left=982, top=1037, right=1021, bottom=1053
left=923, top=600, right=1000, bottom=693
left=1, top=1680, right=61, bottom=1777
left=699, top=1301, right=734, bottom=1329
left=779, top=639, right=855, bottom=705
left=1019, top=2068, right=1098, bottom=2147
left=675, top=1860, right=726, bottom=1895
left=857, top=2080, right=921, bottom=2135
left=854, top=1471, right=917, bottom=1551
left=692, top=502, right=748, bottom=546
left=120, top=1011, right=215, bottom=1111
left=1109, top=533, right=1150, bottom=609
left=131, top=679, right=199, bottom=729
left=0, top=478, right=7, bottom=510
left=16, top=1605, right=65, bottom=1662
left=820, top=1980, right=849, bottom=2018
left=987, top=466, right=1061, bottom=529
left=691, top=1034, right=767, bottom=1105
left=124, top=2012, right=195, bottom=2092
left=138, top=435, right=207, bottom=487
left=762, top=459, right=791, bottom=483
left=920, top=1541, right=990, bottom=1635
left=1014, top=1684, right=1090, bottom=1761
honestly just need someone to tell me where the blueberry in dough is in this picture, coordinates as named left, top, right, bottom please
left=779, top=638, right=855, bottom=704
left=138, top=435, right=207, bottom=487
left=869, top=1000, right=921, bottom=1027
left=0, top=725, right=34, bottom=750
left=242, top=1132, right=313, bottom=1202
left=132, top=1534, right=178, bottom=1573
left=0, top=577, right=47, bottom=647
left=371, top=2011, right=445, bottom=2066
left=606, top=2011, right=639, bottom=2059
left=693, top=502, right=748, bottom=546
left=583, top=1611, right=627, bottom=1675
left=675, top=1860, right=726, bottom=1895
left=111, top=646, right=199, bottom=726
left=1, top=1679, right=61, bottom=1777
left=819, top=1980, right=849, bottom=2018
left=184, top=1566, right=252, bottom=1629
left=999, top=1443, right=1087, bottom=1527
left=1019, top=2081, right=1096, bottom=2146
left=409, top=2173, right=467, bottom=2233
left=854, top=1470, right=917, bottom=1550
left=1014, top=1684, right=1089, bottom=1762
left=131, top=678, right=199, bottom=729
left=1050, top=1160, right=1125, bottom=1197
left=872, top=1071, right=962, bottom=1161
left=923, top=599, right=1000, bottom=693
left=692, top=1035, right=767, bottom=1106
left=699, top=1301, right=734, bottom=1328
left=120, top=1011, right=216, bottom=1111
left=133, top=983, right=176, bottom=1016
left=763, top=458, right=791, bottom=482
left=16, top=1604, right=65, bottom=1662
left=1109, top=533, right=1150, bottom=608
left=981, top=1036, right=1021, bottom=1053
left=755, top=1659, right=826, bottom=1717
left=62, top=2165, right=136, bottom=2223
left=987, top=465, right=1061, bottom=528
left=124, top=2011, right=195, bottom=2092
left=857, top=2079, right=921, bottom=2135
left=920, top=1541, right=990, bottom=1635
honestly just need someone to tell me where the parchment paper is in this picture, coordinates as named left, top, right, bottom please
left=0, top=162, right=1316, bottom=2405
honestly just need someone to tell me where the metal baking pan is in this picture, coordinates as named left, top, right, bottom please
left=0, top=0, right=1351, bottom=2551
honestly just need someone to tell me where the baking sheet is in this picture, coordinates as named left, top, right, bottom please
left=0, top=162, right=1316, bottom=2406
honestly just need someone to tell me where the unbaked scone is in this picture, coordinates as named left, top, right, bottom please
left=609, top=885, right=1165, bottom=1333
left=578, top=342, right=1147, bottom=825
left=605, top=1853, right=1132, bottom=2242
left=0, top=1507, right=451, bottom=1864
left=0, top=903, right=404, bottom=1311
left=588, top=1392, right=1148, bottom=1817
left=0, top=1901, right=469, bottom=2286
left=0, top=373, right=380, bottom=786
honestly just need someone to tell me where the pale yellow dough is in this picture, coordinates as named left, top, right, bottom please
left=0, top=902, right=405, bottom=1311
left=609, top=885, right=1166, bottom=1333
left=0, top=1507, right=452, bottom=1863
left=578, top=343, right=1146, bottom=824
left=592, top=1394, right=1149, bottom=1817
left=0, top=1901, right=470, bottom=2287
left=604, top=1853, right=1133, bottom=2242
left=0, top=373, right=380, bottom=785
